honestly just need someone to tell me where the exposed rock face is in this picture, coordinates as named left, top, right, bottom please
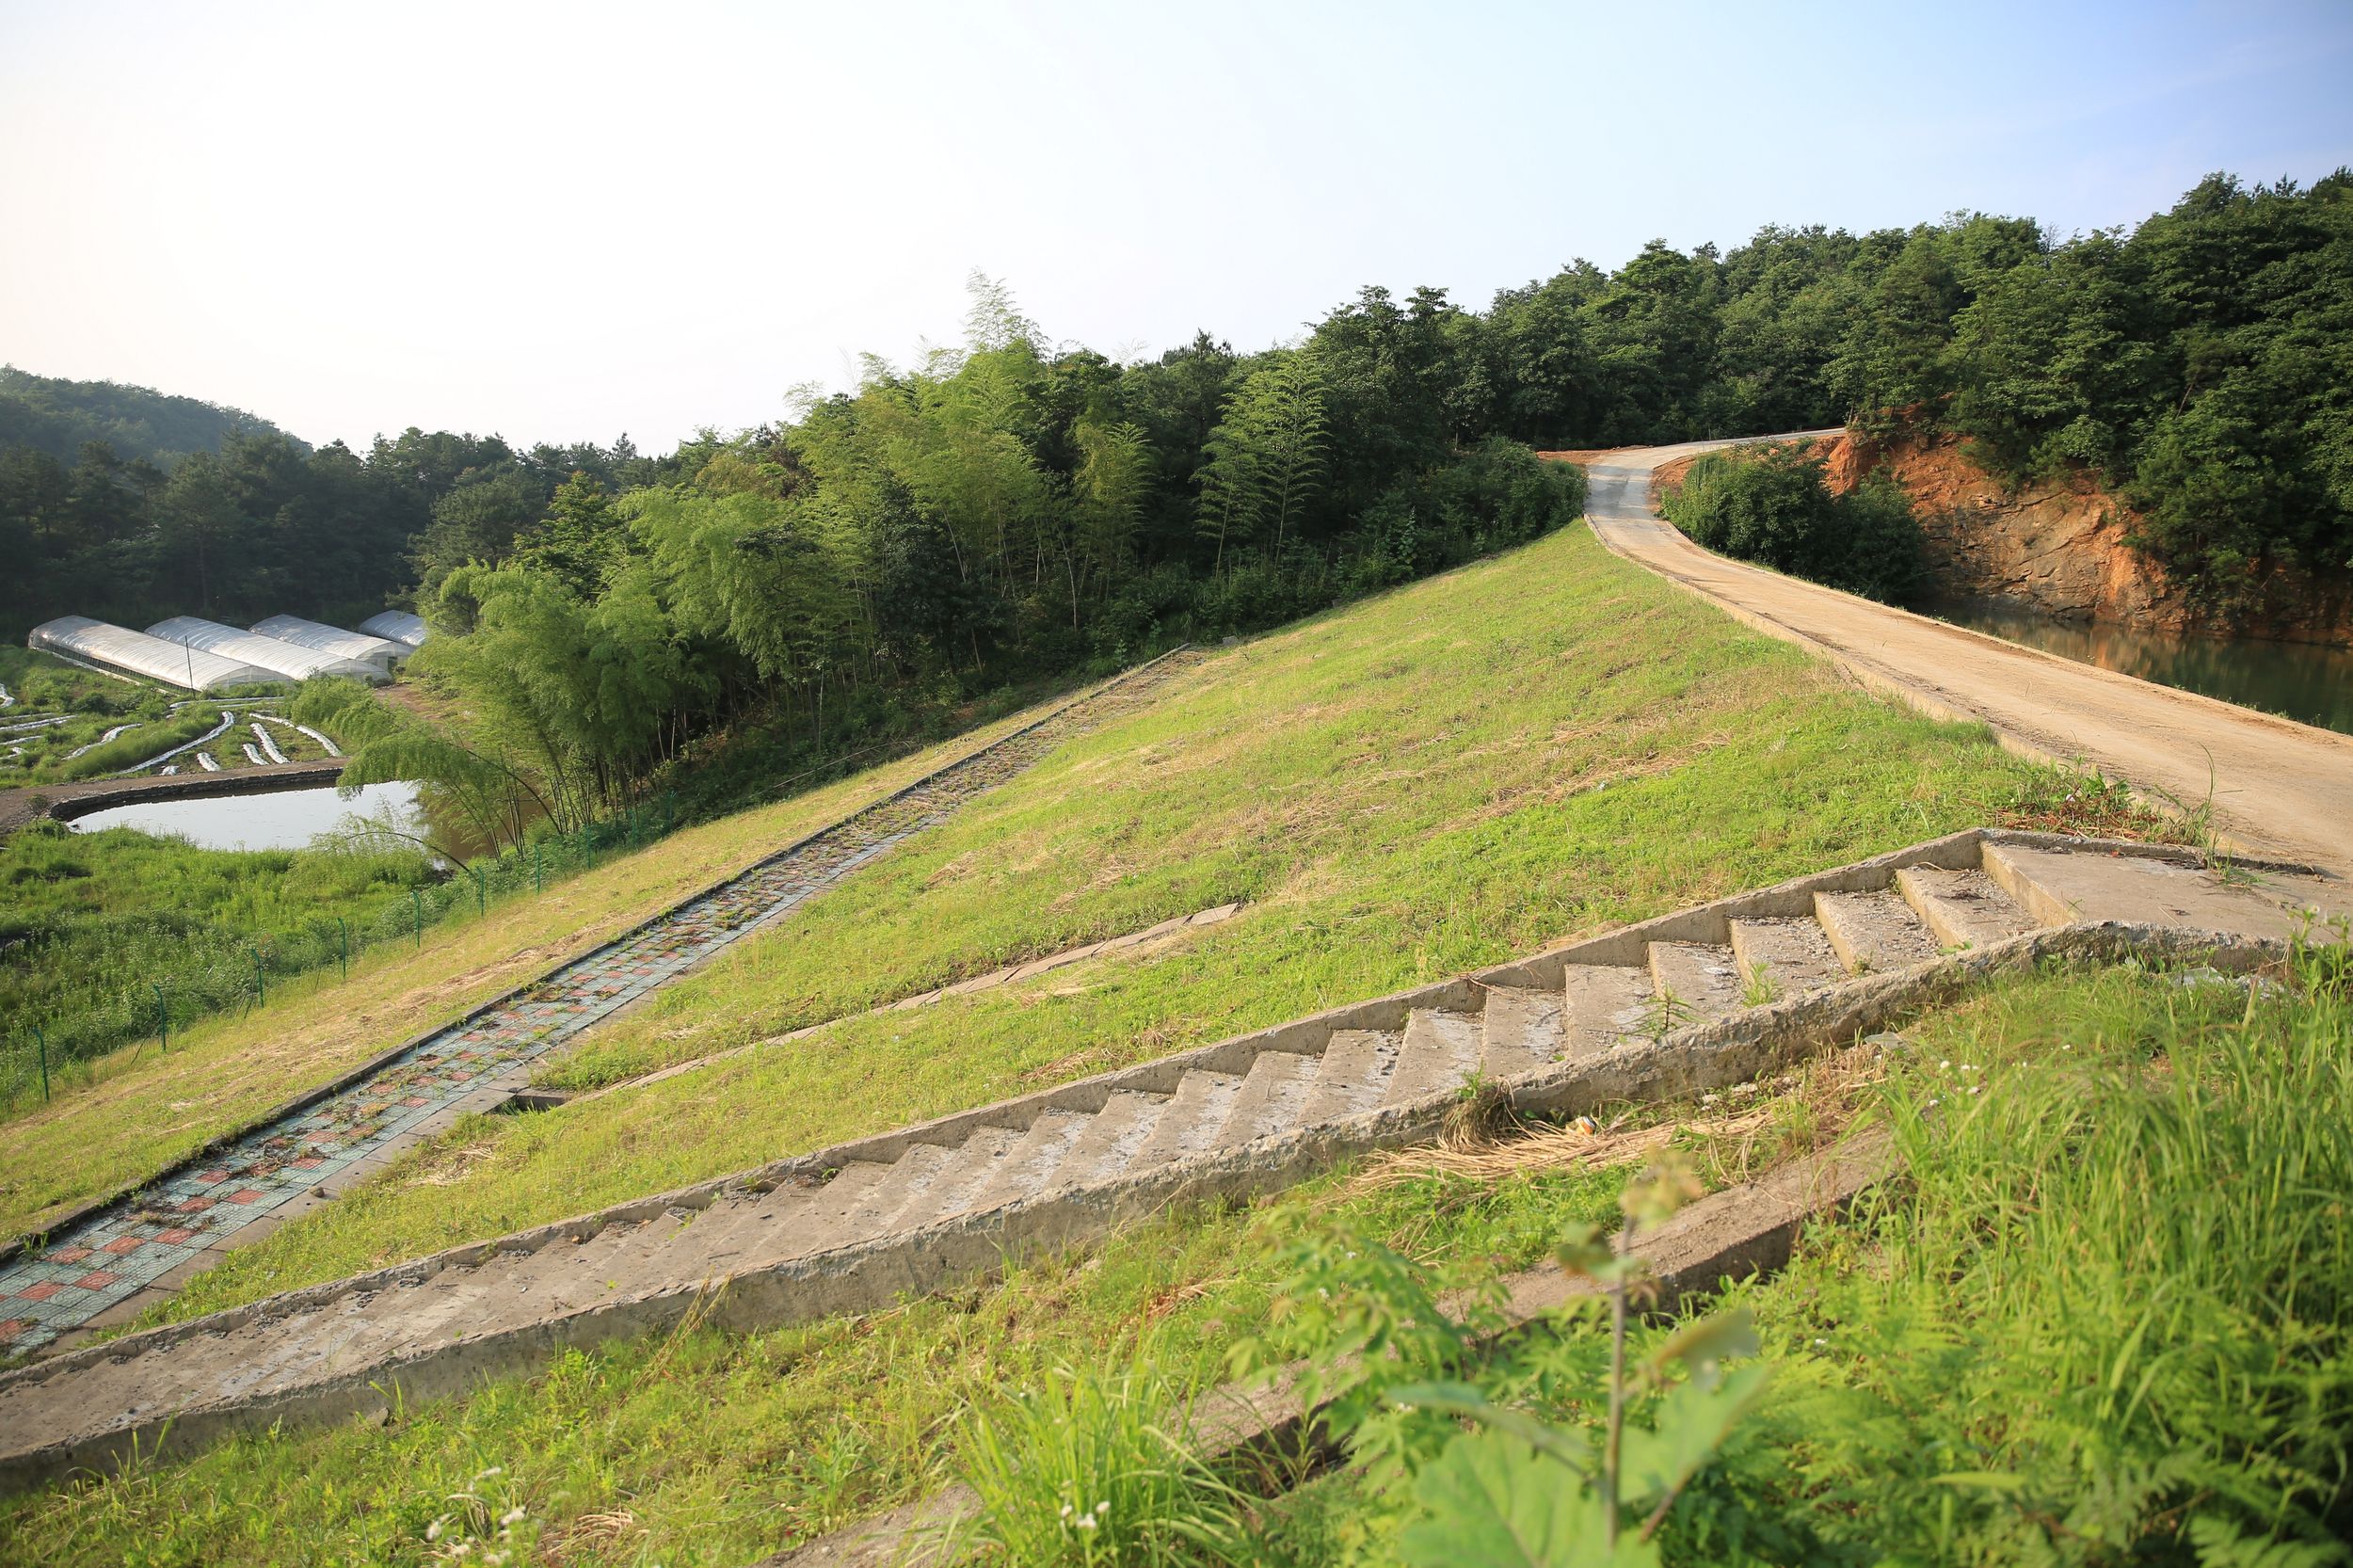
left=1817, top=428, right=2353, bottom=648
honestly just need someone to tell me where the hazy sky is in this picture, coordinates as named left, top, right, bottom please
left=4, top=0, right=2349, bottom=453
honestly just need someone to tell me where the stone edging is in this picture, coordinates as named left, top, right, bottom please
left=0, top=646, right=1198, bottom=1266
left=577, top=901, right=1249, bottom=1104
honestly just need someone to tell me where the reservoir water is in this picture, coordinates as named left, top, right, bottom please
left=69, top=780, right=428, bottom=852
left=1929, top=601, right=2353, bottom=737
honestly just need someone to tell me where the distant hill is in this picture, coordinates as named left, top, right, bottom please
left=0, top=365, right=305, bottom=468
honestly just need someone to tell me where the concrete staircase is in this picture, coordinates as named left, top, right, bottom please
left=0, top=829, right=2341, bottom=1492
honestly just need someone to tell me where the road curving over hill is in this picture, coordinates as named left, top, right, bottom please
left=1579, top=436, right=2353, bottom=880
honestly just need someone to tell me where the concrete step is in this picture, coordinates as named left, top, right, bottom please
left=1647, top=941, right=1745, bottom=1023
left=669, top=1192, right=820, bottom=1272
left=1128, top=1071, right=1245, bottom=1170
left=840, top=1148, right=954, bottom=1239
left=1814, top=889, right=1943, bottom=974
left=1296, top=1029, right=1400, bottom=1123
left=1384, top=1009, right=1480, bottom=1104
left=1479, top=984, right=1565, bottom=1077
left=885, top=1127, right=1024, bottom=1231
left=1561, top=963, right=1655, bottom=1057
left=965, top=1110, right=1095, bottom=1214
left=1981, top=840, right=2347, bottom=941
left=1215, top=1051, right=1316, bottom=1147
left=1896, top=865, right=2041, bottom=951
left=769, top=1160, right=896, bottom=1260
left=1728, top=916, right=1847, bottom=998
left=1051, top=1090, right=1170, bottom=1189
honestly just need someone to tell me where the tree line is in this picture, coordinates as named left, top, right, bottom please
left=6, top=170, right=2345, bottom=832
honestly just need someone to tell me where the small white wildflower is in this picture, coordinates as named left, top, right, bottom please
left=475, top=1466, right=504, bottom=1480
left=1060, top=1503, right=1074, bottom=1519
left=1813, top=1337, right=1828, bottom=1347
left=1968, top=1085, right=1981, bottom=1096
left=1961, top=1064, right=1978, bottom=1073
left=1076, top=1515, right=1098, bottom=1531
left=1925, top=1098, right=1940, bottom=1110
left=1095, top=1501, right=1111, bottom=1517
left=1939, top=1059, right=1951, bottom=1071
left=426, top=1520, right=444, bottom=1543
left=500, top=1507, right=525, bottom=1527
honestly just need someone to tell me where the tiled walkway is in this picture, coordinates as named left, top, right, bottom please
left=0, top=651, right=1201, bottom=1352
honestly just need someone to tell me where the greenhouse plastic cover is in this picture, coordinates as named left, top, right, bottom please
left=28, top=616, right=287, bottom=693
left=146, top=616, right=386, bottom=684
left=249, top=614, right=408, bottom=670
left=358, top=610, right=427, bottom=649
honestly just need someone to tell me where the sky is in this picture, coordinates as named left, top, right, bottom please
left=3, top=0, right=2350, bottom=454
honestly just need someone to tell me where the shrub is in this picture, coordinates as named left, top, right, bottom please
left=1662, top=442, right=1923, bottom=601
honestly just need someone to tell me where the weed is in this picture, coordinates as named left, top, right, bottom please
left=949, top=1354, right=1250, bottom=1566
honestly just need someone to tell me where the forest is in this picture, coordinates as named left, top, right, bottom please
left=3, top=171, right=2345, bottom=828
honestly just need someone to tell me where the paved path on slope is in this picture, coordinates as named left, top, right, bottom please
left=1583, top=438, right=2353, bottom=879
left=0, top=650, right=1204, bottom=1354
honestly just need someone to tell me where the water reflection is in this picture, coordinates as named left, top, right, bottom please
left=1929, top=601, right=2353, bottom=736
left=70, top=781, right=431, bottom=853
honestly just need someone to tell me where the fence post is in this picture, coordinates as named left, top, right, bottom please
left=469, top=863, right=486, bottom=916
left=336, top=915, right=349, bottom=983
left=252, top=947, right=266, bottom=1009
left=413, top=887, right=424, bottom=950
left=34, top=1026, right=46, bottom=1104
left=152, top=982, right=168, bottom=1053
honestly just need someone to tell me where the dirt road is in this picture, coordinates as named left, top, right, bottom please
left=1582, top=437, right=2353, bottom=879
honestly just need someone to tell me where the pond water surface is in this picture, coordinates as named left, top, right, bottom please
left=70, top=781, right=428, bottom=853
left=1929, top=601, right=2353, bottom=737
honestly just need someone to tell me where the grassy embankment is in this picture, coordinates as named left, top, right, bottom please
left=1241, top=952, right=2353, bottom=1563
left=0, top=696, right=1070, bottom=1245
left=11, top=947, right=2339, bottom=1563
left=103, top=519, right=2179, bottom=1333
left=0, top=823, right=436, bottom=1108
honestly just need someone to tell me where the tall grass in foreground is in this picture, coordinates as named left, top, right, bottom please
left=984, top=953, right=2353, bottom=1565
left=1764, top=950, right=2353, bottom=1562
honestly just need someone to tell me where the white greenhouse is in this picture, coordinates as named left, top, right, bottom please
left=359, top=610, right=427, bottom=650
left=249, top=614, right=408, bottom=672
left=27, top=616, right=288, bottom=693
left=147, top=616, right=387, bottom=685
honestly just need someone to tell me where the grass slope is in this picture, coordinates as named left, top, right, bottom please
left=0, top=696, right=1074, bottom=1243
left=123, top=521, right=2166, bottom=1334
left=13, top=952, right=2331, bottom=1565
left=1247, top=955, right=2353, bottom=1564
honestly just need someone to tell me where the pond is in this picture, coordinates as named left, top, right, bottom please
left=1929, top=600, right=2353, bottom=737
left=70, top=781, right=430, bottom=854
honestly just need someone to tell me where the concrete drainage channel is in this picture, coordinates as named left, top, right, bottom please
left=0, top=828, right=2340, bottom=1493
left=0, top=647, right=1208, bottom=1356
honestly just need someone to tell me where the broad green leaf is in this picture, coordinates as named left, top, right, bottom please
left=1619, top=1365, right=1771, bottom=1506
left=1641, top=1309, right=1760, bottom=1387
left=1386, top=1382, right=1594, bottom=1478
left=1398, top=1433, right=1654, bottom=1568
